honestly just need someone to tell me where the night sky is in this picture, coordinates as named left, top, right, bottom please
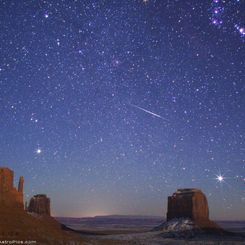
left=0, top=0, right=244, bottom=220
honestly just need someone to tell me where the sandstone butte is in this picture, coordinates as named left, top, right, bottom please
left=28, top=194, right=51, bottom=216
left=0, top=167, right=86, bottom=245
left=167, top=188, right=223, bottom=232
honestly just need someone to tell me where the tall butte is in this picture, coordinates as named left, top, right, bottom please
left=166, top=188, right=222, bottom=230
left=167, top=188, right=210, bottom=225
left=0, top=167, right=24, bottom=209
left=155, top=188, right=225, bottom=236
left=0, top=166, right=84, bottom=244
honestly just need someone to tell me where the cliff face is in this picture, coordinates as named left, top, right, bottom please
left=28, top=194, right=51, bottom=216
left=0, top=167, right=24, bottom=209
left=167, top=188, right=209, bottom=222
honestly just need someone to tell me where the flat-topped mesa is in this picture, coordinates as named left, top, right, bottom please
left=28, top=194, right=51, bottom=216
left=0, top=167, right=24, bottom=209
left=167, top=188, right=209, bottom=222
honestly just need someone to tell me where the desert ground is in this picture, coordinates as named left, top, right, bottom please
left=57, top=216, right=245, bottom=245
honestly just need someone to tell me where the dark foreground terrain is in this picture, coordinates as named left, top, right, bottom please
left=57, top=215, right=245, bottom=245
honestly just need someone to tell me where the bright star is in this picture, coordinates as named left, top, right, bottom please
left=216, top=174, right=224, bottom=183
left=239, top=27, right=245, bottom=35
left=36, top=148, right=42, bottom=154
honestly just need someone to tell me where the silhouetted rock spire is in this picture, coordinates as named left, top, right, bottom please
left=0, top=167, right=24, bottom=209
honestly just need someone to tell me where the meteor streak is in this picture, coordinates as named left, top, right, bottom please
left=130, top=104, right=168, bottom=121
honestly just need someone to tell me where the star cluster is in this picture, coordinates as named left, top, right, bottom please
left=210, top=0, right=245, bottom=39
left=0, top=0, right=244, bottom=219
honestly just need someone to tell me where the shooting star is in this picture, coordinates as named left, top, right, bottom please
left=130, top=104, right=169, bottom=121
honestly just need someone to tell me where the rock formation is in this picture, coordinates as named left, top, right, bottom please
left=0, top=167, right=84, bottom=244
left=155, top=188, right=224, bottom=236
left=167, top=188, right=209, bottom=223
left=28, top=194, right=51, bottom=216
left=0, top=167, right=24, bottom=209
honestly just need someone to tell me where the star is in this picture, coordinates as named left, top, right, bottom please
left=215, top=174, right=225, bottom=183
left=36, top=148, right=42, bottom=155
left=239, top=27, right=245, bottom=35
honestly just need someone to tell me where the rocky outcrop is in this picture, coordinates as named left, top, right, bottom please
left=167, top=188, right=209, bottom=223
left=0, top=167, right=24, bottom=209
left=0, top=167, right=84, bottom=244
left=154, top=188, right=226, bottom=238
left=155, top=188, right=224, bottom=236
left=28, top=194, right=51, bottom=216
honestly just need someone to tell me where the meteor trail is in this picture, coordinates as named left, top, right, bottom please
left=130, top=104, right=168, bottom=121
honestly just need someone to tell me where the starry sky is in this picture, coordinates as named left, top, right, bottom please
left=0, top=0, right=244, bottom=220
